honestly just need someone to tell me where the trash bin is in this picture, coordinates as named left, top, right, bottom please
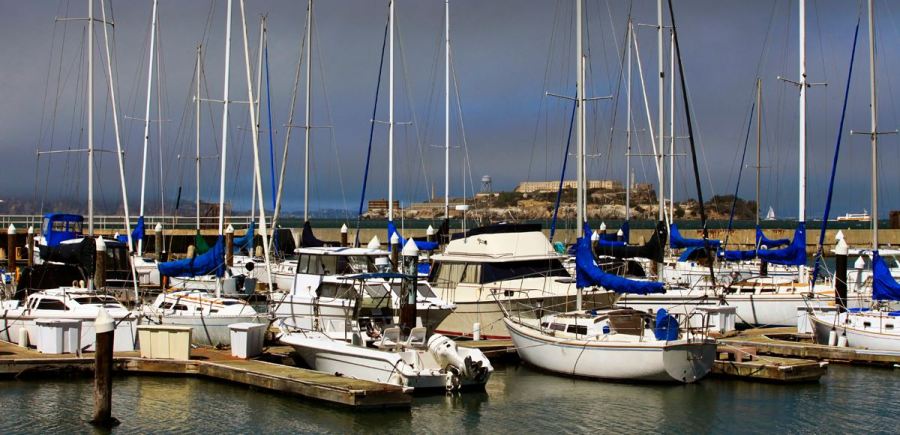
left=137, top=325, right=192, bottom=360
left=229, top=322, right=266, bottom=358
left=35, top=319, right=82, bottom=354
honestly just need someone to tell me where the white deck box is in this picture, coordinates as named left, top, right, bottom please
left=229, top=322, right=266, bottom=358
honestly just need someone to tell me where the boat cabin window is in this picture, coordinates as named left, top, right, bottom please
left=298, top=254, right=376, bottom=275
left=430, top=262, right=467, bottom=288
left=365, top=284, right=390, bottom=299
left=74, top=296, right=119, bottom=306
left=863, top=321, right=872, bottom=328
left=317, top=283, right=356, bottom=299
left=416, top=283, right=436, bottom=298
left=480, top=259, right=568, bottom=284
left=566, top=324, right=588, bottom=335
left=36, top=299, right=68, bottom=311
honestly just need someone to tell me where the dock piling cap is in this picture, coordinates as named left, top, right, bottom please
left=7, top=224, right=15, bottom=235
left=95, top=307, right=115, bottom=334
left=154, top=222, right=163, bottom=232
left=340, top=224, right=348, bottom=234
left=367, top=235, right=381, bottom=250
left=590, top=230, right=600, bottom=242
left=27, top=225, right=34, bottom=235
left=401, top=239, right=419, bottom=257
left=835, top=238, right=848, bottom=256
left=390, top=232, right=400, bottom=245
left=854, top=256, right=866, bottom=269
left=599, top=222, right=607, bottom=231
left=96, top=236, right=107, bottom=252
left=616, top=228, right=624, bottom=237
left=426, top=225, right=435, bottom=236
left=226, top=224, right=235, bottom=234
left=835, top=230, right=845, bottom=241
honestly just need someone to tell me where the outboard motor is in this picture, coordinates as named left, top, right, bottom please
left=427, top=334, right=491, bottom=384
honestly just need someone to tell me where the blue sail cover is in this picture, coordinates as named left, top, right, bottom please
left=575, top=237, right=664, bottom=294
left=757, top=223, right=806, bottom=266
left=654, top=308, right=679, bottom=341
left=387, top=221, right=438, bottom=252
left=117, top=216, right=144, bottom=245
left=158, top=235, right=225, bottom=278
left=872, top=251, right=900, bottom=301
left=233, top=222, right=255, bottom=253
left=669, top=223, right=721, bottom=250
left=720, top=249, right=757, bottom=262
left=756, top=226, right=789, bottom=248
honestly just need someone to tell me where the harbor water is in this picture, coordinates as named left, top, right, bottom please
left=1, top=364, right=895, bottom=434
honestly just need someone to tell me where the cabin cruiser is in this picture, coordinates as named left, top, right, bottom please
left=138, top=289, right=264, bottom=346
left=428, top=223, right=617, bottom=340
left=270, top=245, right=454, bottom=338
left=1, top=287, right=137, bottom=352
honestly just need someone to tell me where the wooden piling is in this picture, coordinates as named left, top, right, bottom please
left=90, top=309, right=118, bottom=427
left=340, top=224, right=348, bottom=247
left=835, top=238, right=848, bottom=312
left=26, top=226, right=34, bottom=267
left=94, top=237, right=106, bottom=290
left=6, top=225, right=15, bottom=276
left=225, top=224, right=234, bottom=267
left=399, top=240, right=418, bottom=334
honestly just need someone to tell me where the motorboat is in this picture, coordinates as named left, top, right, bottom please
left=428, top=223, right=617, bottom=340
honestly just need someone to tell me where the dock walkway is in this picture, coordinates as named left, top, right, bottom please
left=0, top=342, right=410, bottom=408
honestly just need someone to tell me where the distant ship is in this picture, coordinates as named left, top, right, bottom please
left=764, top=206, right=776, bottom=221
left=835, top=210, right=872, bottom=222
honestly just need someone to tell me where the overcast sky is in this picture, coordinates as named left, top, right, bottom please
left=2, top=0, right=900, bottom=218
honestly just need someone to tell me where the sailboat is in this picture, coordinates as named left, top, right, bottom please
left=809, top=0, right=900, bottom=351
left=765, top=206, right=777, bottom=221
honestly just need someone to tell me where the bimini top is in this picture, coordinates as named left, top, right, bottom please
left=294, top=246, right=389, bottom=257
left=435, top=226, right=558, bottom=262
left=42, top=213, right=84, bottom=247
left=450, top=222, right=542, bottom=241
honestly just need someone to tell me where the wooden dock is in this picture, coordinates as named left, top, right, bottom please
left=719, top=327, right=900, bottom=367
left=0, top=342, right=410, bottom=408
left=712, top=344, right=827, bottom=382
left=457, top=339, right=519, bottom=363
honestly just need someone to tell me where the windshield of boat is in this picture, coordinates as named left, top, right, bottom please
left=389, top=283, right=437, bottom=298
left=298, top=254, right=377, bottom=275
left=430, top=259, right=569, bottom=286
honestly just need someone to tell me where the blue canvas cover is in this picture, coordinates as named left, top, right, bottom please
left=387, top=222, right=438, bottom=252
left=117, top=216, right=144, bottom=245
left=158, top=235, right=225, bottom=278
left=669, top=223, right=721, bottom=250
left=872, top=251, right=900, bottom=301
left=654, top=308, right=679, bottom=340
left=233, top=222, right=255, bottom=253
left=42, top=213, right=84, bottom=247
left=575, top=237, right=665, bottom=294
left=756, top=226, right=789, bottom=248
left=757, top=223, right=807, bottom=266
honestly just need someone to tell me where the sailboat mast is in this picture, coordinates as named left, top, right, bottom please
left=218, top=0, right=233, bottom=235
left=195, top=45, right=202, bottom=231
left=575, top=0, right=584, bottom=232
left=625, top=20, right=632, bottom=222
left=388, top=0, right=395, bottom=223
left=87, top=0, right=94, bottom=237
left=867, top=0, right=878, bottom=249
left=304, top=0, right=312, bottom=222
left=668, top=29, right=675, bottom=224
left=139, top=0, right=158, bottom=255
left=656, top=0, right=665, bottom=224
left=444, top=0, right=450, bottom=219
left=251, top=17, right=264, bottom=222
left=755, top=77, right=761, bottom=227
left=798, top=0, right=807, bottom=224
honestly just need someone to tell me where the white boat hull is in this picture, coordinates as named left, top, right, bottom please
left=504, top=318, right=716, bottom=383
left=1, top=314, right=137, bottom=352
left=434, top=292, right=617, bottom=340
left=810, top=312, right=900, bottom=352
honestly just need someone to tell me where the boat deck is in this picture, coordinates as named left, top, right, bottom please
left=457, top=339, right=519, bottom=362
left=0, top=341, right=410, bottom=408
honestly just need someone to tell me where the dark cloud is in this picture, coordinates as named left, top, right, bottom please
left=1, top=0, right=898, bottom=218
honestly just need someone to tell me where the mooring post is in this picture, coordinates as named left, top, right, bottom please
left=390, top=232, right=400, bottom=273
left=834, top=238, right=848, bottom=313
left=94, top=236, right=106, bottom=290
left=400, top=239, right=419, bottom=335
left=154, top=222, right=164, bottom=260
left=6, top=224, right=16, bottom=278
left=340, top=223, right=348, bottom=247
left=26, top=225, right=34, bottom=267
left=91, top=308, right=118, bottom=427
left=599, top=221, right=607, bottom=236
left=225, top=224, right=235, bottom=267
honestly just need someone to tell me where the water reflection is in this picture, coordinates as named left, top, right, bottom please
left=0, top=365, right=896, bottom=434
